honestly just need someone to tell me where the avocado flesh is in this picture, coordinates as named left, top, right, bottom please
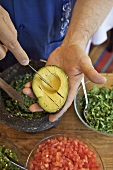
left=32, top=66, right=68, bottom=113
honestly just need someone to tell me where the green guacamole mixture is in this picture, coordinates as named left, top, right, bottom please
left=3, top=73, right=46, bottom=120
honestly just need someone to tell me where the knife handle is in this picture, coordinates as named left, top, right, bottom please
left=0, top=78, right=24, bottom=104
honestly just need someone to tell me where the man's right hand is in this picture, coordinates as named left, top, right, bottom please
left=0, top=6, right=29, bottom=65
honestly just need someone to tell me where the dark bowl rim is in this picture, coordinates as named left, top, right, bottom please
left=0, top=60, right=60, bottom=132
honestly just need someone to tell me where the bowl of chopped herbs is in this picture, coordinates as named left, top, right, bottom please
left=74, top=73, right=113, bottom=136
left=0, top=60, right=60, bottom=132
left=0, top=136, right=22, bottom=170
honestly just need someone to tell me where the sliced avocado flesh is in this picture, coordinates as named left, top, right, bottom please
left=32, top=65, right=68, bottom=113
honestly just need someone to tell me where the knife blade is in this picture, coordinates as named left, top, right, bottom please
left=0, top=78, right=24, bottom=104
left=29, top=64, right=64, bottom=98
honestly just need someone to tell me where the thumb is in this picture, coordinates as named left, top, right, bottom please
left=80, top=53, right=106, bottom=84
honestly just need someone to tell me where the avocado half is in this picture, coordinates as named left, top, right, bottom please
left=32, top=65, right=68, bottom=113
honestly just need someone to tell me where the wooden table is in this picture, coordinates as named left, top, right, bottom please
left=0, top=103, right=113, bottom=169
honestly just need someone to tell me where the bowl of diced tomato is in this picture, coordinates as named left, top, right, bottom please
left=26, top=134, right=104, bottom=170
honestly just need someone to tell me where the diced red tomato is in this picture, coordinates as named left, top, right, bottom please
left=29, top=136, right=101, bottom=170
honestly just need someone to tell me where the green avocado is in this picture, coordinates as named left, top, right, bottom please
left=32, top=65, right=68, bottom=113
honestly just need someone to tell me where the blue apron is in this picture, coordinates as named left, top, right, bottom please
left=0, top=0, right=76, bottom=71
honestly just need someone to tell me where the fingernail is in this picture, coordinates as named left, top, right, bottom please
left=49, top=116, right=58, bottom=122
left=21, top=59, right=29, bottom=65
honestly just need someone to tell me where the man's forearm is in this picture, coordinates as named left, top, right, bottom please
left=63, top=0, right=113, bottom=49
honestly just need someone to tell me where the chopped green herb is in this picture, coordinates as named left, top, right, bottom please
left=0, top=145, right=19, bottom=170
left=80, top=85, right=113, bottom=134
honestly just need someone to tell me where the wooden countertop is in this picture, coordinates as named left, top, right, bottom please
left=0, top=103, right=113, bottom=169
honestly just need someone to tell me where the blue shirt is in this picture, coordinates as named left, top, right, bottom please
left=0, top=0, right=76, bottom=71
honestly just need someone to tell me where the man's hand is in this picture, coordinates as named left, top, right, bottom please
left=23, top=44, right=106, bottom=122
left=0, top=6, right=29, bottom=65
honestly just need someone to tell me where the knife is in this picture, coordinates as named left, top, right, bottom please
left=0, top=78, right=24, bottom=104
left=29, top=64, right=64, bottom=98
